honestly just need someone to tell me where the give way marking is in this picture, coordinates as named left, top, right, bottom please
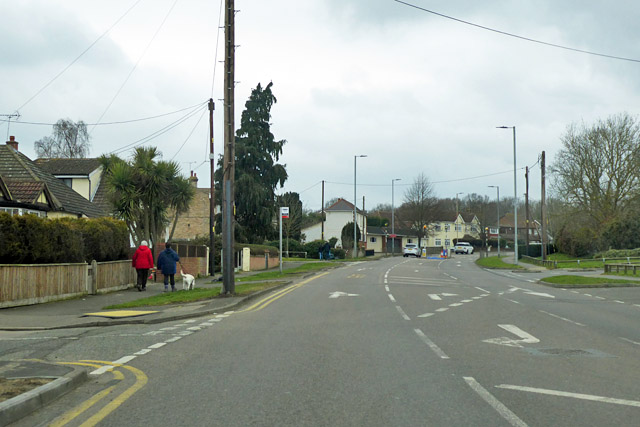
left=329, top=291, right=359, bottom=299
left=483, top=324, right=540, bottom=348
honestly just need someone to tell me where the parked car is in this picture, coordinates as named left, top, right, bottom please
left=403, top=243, right=421, bottom=257
left=454, top=242, right=474, bottom=254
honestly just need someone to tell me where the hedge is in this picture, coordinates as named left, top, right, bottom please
left=0, top=212, right=129, bottom=264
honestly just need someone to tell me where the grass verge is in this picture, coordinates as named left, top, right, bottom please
left=103, top=281, right=286, bottom=309
left=476, top=256, right=524, bottom=269
left=540, top=275, right=640, bottom=288
left=236, top=262, right=337, bottom=282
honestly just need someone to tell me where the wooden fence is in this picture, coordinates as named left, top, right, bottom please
left=0, top=260, right=137, bottom=308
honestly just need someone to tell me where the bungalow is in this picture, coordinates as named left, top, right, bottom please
left=302, top=198, right=366, bottom=248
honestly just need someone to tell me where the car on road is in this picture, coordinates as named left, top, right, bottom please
left=403, top=243, right=421, bottom=257
left=454, top=241, right=474, bottom=254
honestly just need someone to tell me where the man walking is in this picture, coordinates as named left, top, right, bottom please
left=157, top=242, right=180, bottom=292
left=132, top=240, right=154, bottom=291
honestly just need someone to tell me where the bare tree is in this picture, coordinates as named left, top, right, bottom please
left=34, top=119, right=91, bottom=158
left=550, top=113, right=640, bottom=226
left=400, top=172, right=437, bottom=240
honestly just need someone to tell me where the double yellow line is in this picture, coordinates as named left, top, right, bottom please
left=51, top=360, right=147, bottom=427
left=238, top=272, right=329, bottom=313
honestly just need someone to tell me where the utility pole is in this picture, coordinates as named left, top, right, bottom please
left=541, top=151, right=547, bottom=260
left=525, top=166, right=530, bottom=255
left=362, top=196, right=366, bottom=251
left=321, top=180, right=325, bottom=241
left=208, top=99, right=215, bottom=278
left=222, top=0, right=235, bottom=294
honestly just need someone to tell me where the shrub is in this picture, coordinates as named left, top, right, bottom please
left=332, top=248, right=346, bottom=259
left=304, top=240, right=327, bottom=259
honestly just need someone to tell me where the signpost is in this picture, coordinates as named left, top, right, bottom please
left=279, top=207, right=289, bottom=273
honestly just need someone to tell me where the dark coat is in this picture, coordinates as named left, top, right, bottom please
left=157, top=248, right=180, bottom=275
left=132, top=245, right=154, bottom=269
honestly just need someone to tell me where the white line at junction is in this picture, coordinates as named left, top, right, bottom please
left=496, top=384, right=640, bottom=408
left=464, top=377, right=527, bottom=427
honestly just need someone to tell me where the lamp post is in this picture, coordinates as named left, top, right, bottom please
left=391, top=178, right=401, bottom=255
left=497, top=126, right=517, bottom=265
left=455, top=192, right=464, bottom=244
left=488, top=185, right=500, bottom=257
left=354, top=155, right=367, bottom=258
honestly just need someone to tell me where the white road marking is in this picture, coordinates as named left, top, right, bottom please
left=595, top=296, right=606, bottom=300
left=184, top=319, right=197, bottom=323
left=178, top=331, right=193, bottom=336
left=464, top=377, right=528, bottom=427
left=384, top=285, right=390, bottom=292
left=461, top=299, right=472, bottom=303
left=539, top=310, right=585, bottom=326
left=329, top=291, right=359, bottom=298
left=388, top=294, right=396, bottom=302
left=527, top=280, right=536, bottom=283
left=165, top=336, right=182, bottom=343
left=143, top=331, right=164, bottom=336
left=571, top=290, right=580, bottom=294
left=614, top=300, right=625, bottom=304
left=134, top=349, right=152, bottom=355
left=396, top=306, right=411, bottom=320
left=112, top=355, right=136, bottom=365
left=635, top=304, right=640, bottom=308
left=215, top=314, right=230, bottom=318
left=475, top=287, right=489, bottom=293
left=584, top=293, right=592, bottom=297
left=483, top=324, right=539, bottom=348
left=414, top=329, right=449, bottom=359
left=415, top=270, right=419, bottom=273
left=620, top=337, right=640, bottom=346
left=524, top=291, right=555, bottom=298
left=90, top=365, right=114, bottom=376
left=148, top=342, right=167, bottom=349
left=187, top=327, right=202, bottom=331
left=449, top=303, right=463, bottom=307
left=436, top=307, right=449, bottom=312
left=418, top=313, right=434, bottom=318
left=507, top=299, right=521, bottom=304
left=428, top=294, right=442, bottom=301
left=496, top=384, right=640, bottom=408
left=160, top=327, right=178, bottom=330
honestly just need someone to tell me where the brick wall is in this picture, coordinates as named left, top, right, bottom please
left=171, top=187, right=210, bottom=241
left=249, top=254, right=279, bottom=271
left=153, top=242, right=208, bottom=281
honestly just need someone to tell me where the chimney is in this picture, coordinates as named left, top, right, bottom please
left=6, top=136, right=18, bottom=151
left=189, top=171, right=198, bottom=188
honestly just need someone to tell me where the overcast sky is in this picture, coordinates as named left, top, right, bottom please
left=2, top=0, right=640, bottom=214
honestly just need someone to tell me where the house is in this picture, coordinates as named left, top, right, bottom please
left=302, top=198, right=367, bottom=248
left=492, top=213, right=542, bottom=245
left=166, top=172, right=212, bottom=241
left=365, top=226, right=420, bottom=254
left=424, top=213, right=481, bottom=251
left=0, top=137, right=105, bottom=218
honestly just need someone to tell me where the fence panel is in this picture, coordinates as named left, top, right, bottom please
left=95, top=260, right=137, bottom=293
left=0, top=263, right=88, bottom=308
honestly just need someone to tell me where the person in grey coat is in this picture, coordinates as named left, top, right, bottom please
left=157, top=242, right=180, bottom=292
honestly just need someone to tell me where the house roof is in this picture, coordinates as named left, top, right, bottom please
left=0, top=144, right=105, bottom=217
left=91, top=180, right=113, bottom=214
left=499, top=213, right=538, bottom=229
left=34, top=158, right=101, bottom=176
left=367, top=226, right=418, bottom=237
left=326, top=198, right=363, bottom=213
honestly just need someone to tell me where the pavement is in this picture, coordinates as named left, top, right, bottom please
left=0, top=268, right=297, bottom=425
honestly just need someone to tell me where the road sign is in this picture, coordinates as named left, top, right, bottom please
left=389, top=234, right=397, bottom=238
left=280, top=207, right=289, bottom=218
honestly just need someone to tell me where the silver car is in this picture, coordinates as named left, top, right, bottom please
left=403, top=243, right=421, bottom=257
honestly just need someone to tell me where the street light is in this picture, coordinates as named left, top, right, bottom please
left=497, top=125, right=517, bottom=265
left=354, top=155, right=367, bottom=258
left=455, top=192, right=464, bottom=244
left=391, top=178, right=401, bottom=256
left=488, top=185, right=500, bottom=257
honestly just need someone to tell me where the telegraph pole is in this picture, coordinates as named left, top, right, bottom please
left=321, top=180, right=325, bottom=241
left=541, top=151, right=547, bottom=260
left=525, top=166, right=530, bottom=255
left=208, top=99, right=215, bottom=278
left=222, top=0, right=236, bottom=294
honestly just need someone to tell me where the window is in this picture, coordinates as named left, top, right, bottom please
left=435, top=239, right=441, bottom=246
left=435, top=224, right=442, bottom=231
left=455, top=224, right=462, bottom=231
left=62, top=178, right=73, bottom=188
left=445, top=239, right=451, bottom=246
left=445, top=224, right=450, bottom=231
left=407, top=239, right=413, bottom=243
left=370, top=237, right=377, bottom=243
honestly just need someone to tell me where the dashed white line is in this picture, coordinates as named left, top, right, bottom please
left=595, top=296, right=606, bottom=300
left=384, top=285, right=390, bottom=292
left=418, top=313, right=434, bottom=318
left=449, top=303, right=463, bottom=307
left=414, top=329, right=449, bottom=359
left=184, top=319, right=198, bottom=323
left=475, top=287, right=489, bottom=293
left=90, top=365, right=114, bottom=376
left=148, top=342, right=167, bottom=349
left=507, top=299, right=521, bottom=304
left=540, top=310, right=585, bottom=326
left=436, top=307, right=449, bottom=312
left=461, top=299, right=472, bottom=303
left=134, top=349, right=152, bottom=355
left=388, top=294, right=396, bottom=302
left=396, top=306, right=411, bottom=321
left=464, top=377, right=527, bottom=427
left=165, top=336, right=182, bottom=343
left=614, top=300, right=625, bottom=304
left=112, top=355, right=136, bottom=365
left=620, top=337, right=640, bottom=346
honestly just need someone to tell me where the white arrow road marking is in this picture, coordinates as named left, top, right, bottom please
left=483, top=324, right=540, bottom=348
left=524, top=291, right=555, bottom=298
left=496, top=384, right=640, bottom=408
left=329, top=291, right=359, bottom=299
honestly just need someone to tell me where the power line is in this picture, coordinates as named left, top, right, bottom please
left=91, top=0, right=180, bottom=134
left=394, top=0, right=640, bottom=63
left=169, top=107, right=208, bottom=160
left=0, top=101, right=207, bottom=127
left=15, top=0, right=144, bottom=112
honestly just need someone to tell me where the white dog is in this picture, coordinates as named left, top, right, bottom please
left=181, top=269, right=195, bottom=290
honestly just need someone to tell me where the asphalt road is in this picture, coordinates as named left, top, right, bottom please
left=4, top=256, right=640, bottom=426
